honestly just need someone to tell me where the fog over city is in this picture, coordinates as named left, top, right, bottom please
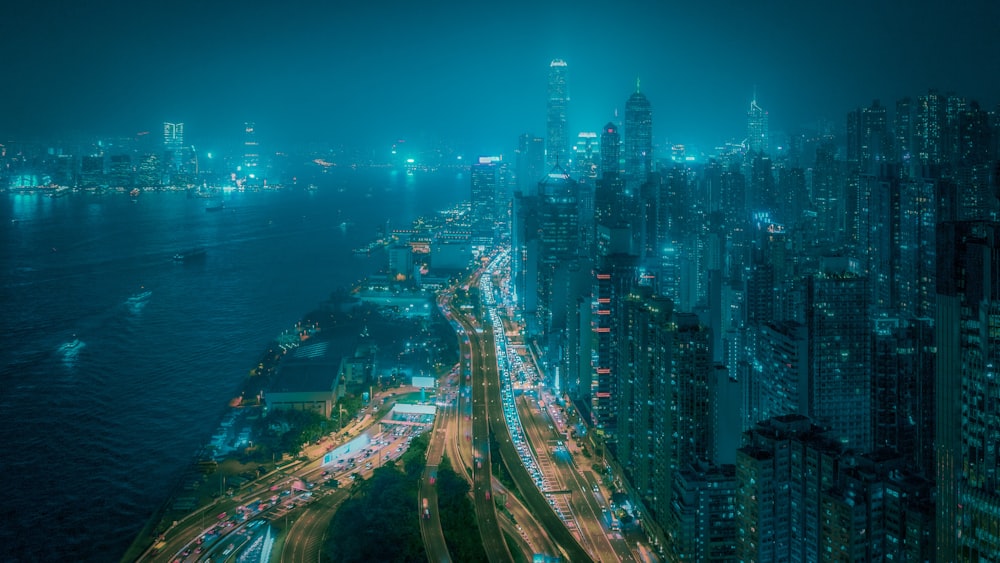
left=4, top=1, right=1000, bottom=562
left=2, top=0, right=997, bottom=153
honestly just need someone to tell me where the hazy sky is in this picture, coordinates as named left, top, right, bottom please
left=2, top=0, right=997, bottom=155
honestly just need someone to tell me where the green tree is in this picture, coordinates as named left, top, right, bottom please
left=322, top=467, right=424, bottom=562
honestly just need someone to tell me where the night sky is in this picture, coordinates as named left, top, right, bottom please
left=2, top=0, right=997, bottom=154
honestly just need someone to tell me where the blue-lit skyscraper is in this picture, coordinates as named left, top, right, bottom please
left=470, top=156, right=499, bottom=242
left=747, top=95, right=768, bottom=154
left=546, top=59, right=569, bottom=169
left=516, top=133, right=545, bottom=196
left=624, top=81, right=653, bottom=187
left=163, top=122, right=184, bottom=176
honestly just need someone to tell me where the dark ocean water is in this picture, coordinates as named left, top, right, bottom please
left=0, top=167, right=466, bottom=561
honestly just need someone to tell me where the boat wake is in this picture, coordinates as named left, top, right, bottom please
left=58, top=338, right=86, bottom=366
left=125, top=290, right=152, bottom=315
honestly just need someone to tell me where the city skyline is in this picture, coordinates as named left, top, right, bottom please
left=2, top=0, right=998, bottom=154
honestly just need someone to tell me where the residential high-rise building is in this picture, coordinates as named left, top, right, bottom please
left=936, top=221, right=1000, bottom=561
left=616, top=286, right=671, bottom=492
left=847, top=100, right=891, bottom=171
left=737, top=416, right=935, bottom=563
left=651, top=313, right=713, bottom=525
left=894, top=96, right=914, bottom=163
left=806, top=258, right=871, bottom=451
left=915, top=90, right=944, bottom=166
left=747, top=95, right=769, bottom=155
left=665, top=462, right=737, bottom=563
left=624, top=81, right=653, bottom=186
left=748, top=320, right=808, bottom=426
left=546, top=59, right=569, bottom=169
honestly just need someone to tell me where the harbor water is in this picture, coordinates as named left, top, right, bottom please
left=0, top=167, right=467, bottom=561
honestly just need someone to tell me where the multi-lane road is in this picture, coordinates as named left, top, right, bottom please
left=141, top=251, right=647, bottom=563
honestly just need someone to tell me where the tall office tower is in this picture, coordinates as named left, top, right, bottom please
left=242, top=121, right=260, bottom=174
left=806, top=258, right=872, bottom=451
left=572, top=132, right=599, bottom=179
left=616, top=286, right=672, bottom=495
left=599, top=122, right=622, bottom=180
left=595, top=123, right=629, bottom=243
left=535, top=167, right=581, bottom=372
left=163, top=121, right=184, bottom=174
left=511, top=191, right=540, bottom=333
left=664, top=462, right=737, bottom=563
left=915, top=90, right=945, bottom=166
left=470, top=156, right=499, bottom=241
left=747, top=95, right=769, bottom=155
left=135, top=153, right=162, bottom=187
left=894, top=96, right=914, bottom=163
left=515, top=133, right=545, bottom=195
left=624, top=81, right=653, bottom=187
left=108, top=154, right=132, bottom=188
left=79, top=155, right=105, bottom=188
left=546, top=59, right=569, bottom=169
left=936, top=221, right=1000, bottom=561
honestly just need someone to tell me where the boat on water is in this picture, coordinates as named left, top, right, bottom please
left=205, top=200, right=225, bottom=212
left=173, top=248, right=207, bottom=262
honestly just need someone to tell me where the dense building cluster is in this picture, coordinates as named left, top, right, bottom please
left=472, top=60, right=1000, bottom=561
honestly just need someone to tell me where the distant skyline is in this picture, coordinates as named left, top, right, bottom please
left=2, top=0, right=998, bottom=155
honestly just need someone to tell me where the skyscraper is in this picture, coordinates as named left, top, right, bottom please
left=599, top=122, right=621, bottom=180
left=470, top=156, right=499, bottom=241
left=624, top=81, right=653, bottom=186
left=915, top=90, right=944, bottom=166
left=163, top=121, right=184, bottom=175
left=572, top=131, right=599, bottom=179
left=936, top=221, right=1000, bottom=561
left=894, top=96, right=914, bottom=163
left=806, top=258, right=871, bottom=451
left=242, top=121, right=260, bottom=177
left=546, top=59, right=569, bottom=169
left=516, top=133, right=545, bottom=196
left=163, top=122, right=183, bottom=153
left=747, top=95, right=769, bottom=154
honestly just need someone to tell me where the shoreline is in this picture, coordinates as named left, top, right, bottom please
left=120, top=282, right=453, bottom=562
